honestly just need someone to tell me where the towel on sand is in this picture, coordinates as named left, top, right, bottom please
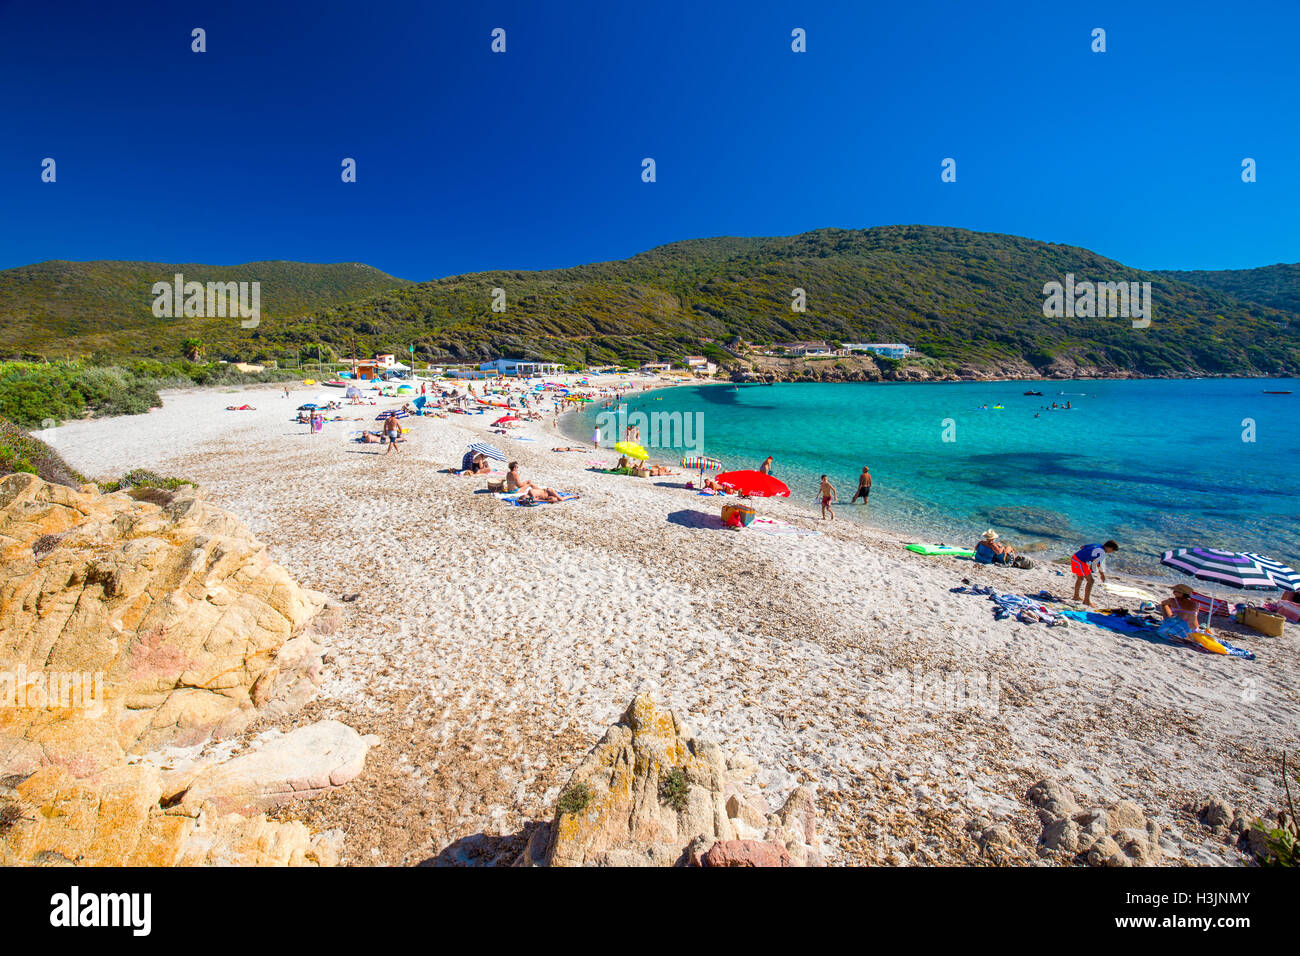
left=494, top=491, right=579, bottom=506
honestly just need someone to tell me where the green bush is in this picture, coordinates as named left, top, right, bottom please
left=658, top=767, right=690, bottom=813
left=0, top=418, right=85, bottom=487
left=556, top=782, right=592, bottom=816
left=99, top=468, right=194, bottom=494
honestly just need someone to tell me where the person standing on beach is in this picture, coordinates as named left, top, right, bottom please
left=1071, top=540, right=1118, bottom=607
left=851, top=466, right=872, bottom=503
left=382, top=412, right=401, bottom=454
left=759, top=456, right=774, bottom=475
left=592, top=424, right=601, bottom=449
left=818, top=474, right=837, bottom=521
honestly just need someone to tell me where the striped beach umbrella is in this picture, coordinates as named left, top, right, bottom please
left=1244, top=553, right=1300, bottom=591
left=467, top=441, right=507, bottom=462
left=1161, top=547, right=1283, bottom=628
left=681, top=454, right=722, bottom=485
left=1159, top=548, right=1279, bottom=591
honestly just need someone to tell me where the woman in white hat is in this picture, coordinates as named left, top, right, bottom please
left=974, top=529, right=1017, bottom=565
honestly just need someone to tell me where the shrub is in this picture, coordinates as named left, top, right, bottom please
left=659, top=767, right=689, bottom=813
left=98, top=468, right=194, bottom=494
left=556, top=782, right=592, bottom=816
left=0, top=418, right=85, bottom=487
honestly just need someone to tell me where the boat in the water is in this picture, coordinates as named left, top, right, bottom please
left=1262, top=390, right=1292, bottom=395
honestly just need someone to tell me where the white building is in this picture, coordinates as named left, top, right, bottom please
left=478, top=358, right=566, bottom=377
left=775, top=341, right=833, bottom=357
left=843, top=343, right=912, bottom=360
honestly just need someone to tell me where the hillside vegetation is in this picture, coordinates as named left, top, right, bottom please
left=0, top=260, right=410, bottom=360
left=2, top=227, right=1298, bottom=378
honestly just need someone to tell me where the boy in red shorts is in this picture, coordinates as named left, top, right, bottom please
left=1071, top=540, right=1118, bottom=607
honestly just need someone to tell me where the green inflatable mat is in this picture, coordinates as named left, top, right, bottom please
left=905, top=543, right=975, bottom=557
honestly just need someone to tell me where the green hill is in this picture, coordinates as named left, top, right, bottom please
left=0, top=260, right=411, bottom=360
left=1155, top=263, right=1300, bottom=316
left=3, top=227, right=1299, bottom=377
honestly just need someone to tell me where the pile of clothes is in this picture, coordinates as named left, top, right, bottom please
left=950, top=584, right=1068, bottom=626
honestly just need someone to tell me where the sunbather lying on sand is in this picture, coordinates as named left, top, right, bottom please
left=648, top=464, right=677, bottom=477
left=520, top=487, right=562, bottom=503
left=552, top=446, right=585, bottom=452
left=506, top=461, right=554, bottom=497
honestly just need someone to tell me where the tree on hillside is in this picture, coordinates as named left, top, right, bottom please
left=181, top=338, right=205, bottom=362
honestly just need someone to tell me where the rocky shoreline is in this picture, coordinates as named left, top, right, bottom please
left=726, top=354, right=1290, bottom=384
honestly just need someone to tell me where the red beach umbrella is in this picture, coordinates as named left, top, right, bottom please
left=492, top=415, right=520, bottom=425
left=714, top=470, right=791, bottom=498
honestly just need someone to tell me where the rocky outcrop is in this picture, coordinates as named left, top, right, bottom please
left=1028, top=778, right=1164, bottom=866
left=0, top=473, right=373, bottom=866
left=0, top=764, right=341, bottom=866
left=516, top=695, right=825, bottom=867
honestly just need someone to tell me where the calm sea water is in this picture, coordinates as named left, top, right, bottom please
left=570, top=378, right=1300, bottom=576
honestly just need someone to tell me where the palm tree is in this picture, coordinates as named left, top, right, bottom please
left=181, top=338, right=205, bottom=362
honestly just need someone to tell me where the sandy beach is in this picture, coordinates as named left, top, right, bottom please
left=41, top=377, right=1300, bottom=865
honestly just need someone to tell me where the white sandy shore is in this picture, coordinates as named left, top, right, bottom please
left=44, top=378, right=1300, bottom=865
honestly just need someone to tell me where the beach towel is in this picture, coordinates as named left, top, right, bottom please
left=1155, top=616, right=1255, bottom=659
left=1059, top=609, right=1152, bottom=635
left=1102, top=582, right=1160, bottom=602
left=1191, top=593, right=1233, bottom=617
left=495, top=492, right=579, bottom=506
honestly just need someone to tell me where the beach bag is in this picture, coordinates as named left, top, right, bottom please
left=1012, top=555, right=1034, bottom=570
left=721, top=504, right=756, bottom=528
left=1242, top=607, right=1285, bottom=637
left=487, top=480, right=505, bottom=493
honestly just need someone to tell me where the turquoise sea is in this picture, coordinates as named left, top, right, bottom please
left=570, top=378, right=1300, bottom=576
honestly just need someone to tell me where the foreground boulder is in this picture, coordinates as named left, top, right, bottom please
left=516, top=695, right=825, bottom=866
left=0, top=473, right=371, bottom=866
left=1028, top=778, right=1164, bottom=866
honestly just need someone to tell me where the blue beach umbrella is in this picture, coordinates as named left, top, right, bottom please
left=1243, top=553, right=1300, bottom=592
left=467, top=441, right=506, bottom=462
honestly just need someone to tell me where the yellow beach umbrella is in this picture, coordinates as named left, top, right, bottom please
left=614, top=441, right=649, bottom=460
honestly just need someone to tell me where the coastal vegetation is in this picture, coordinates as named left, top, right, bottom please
left=2, top=227, right=1298, bottom=378
left=0, top=359, right=300, bottom=428
left=0, top=417, right=85, bottom=486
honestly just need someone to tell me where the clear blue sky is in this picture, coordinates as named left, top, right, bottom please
left=1, top=0, right=1297, bottom=280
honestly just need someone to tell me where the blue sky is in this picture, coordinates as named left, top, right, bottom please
left=1, top=0, right=1297, bottom=279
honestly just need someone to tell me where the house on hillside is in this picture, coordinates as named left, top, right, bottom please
left=775, top=341, right=833, bottom=357
left=842, top=343, right=912, bottom=360
left=478, top=358, right=566, bottom=377
left=641, top=362, right=672, bottom=373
